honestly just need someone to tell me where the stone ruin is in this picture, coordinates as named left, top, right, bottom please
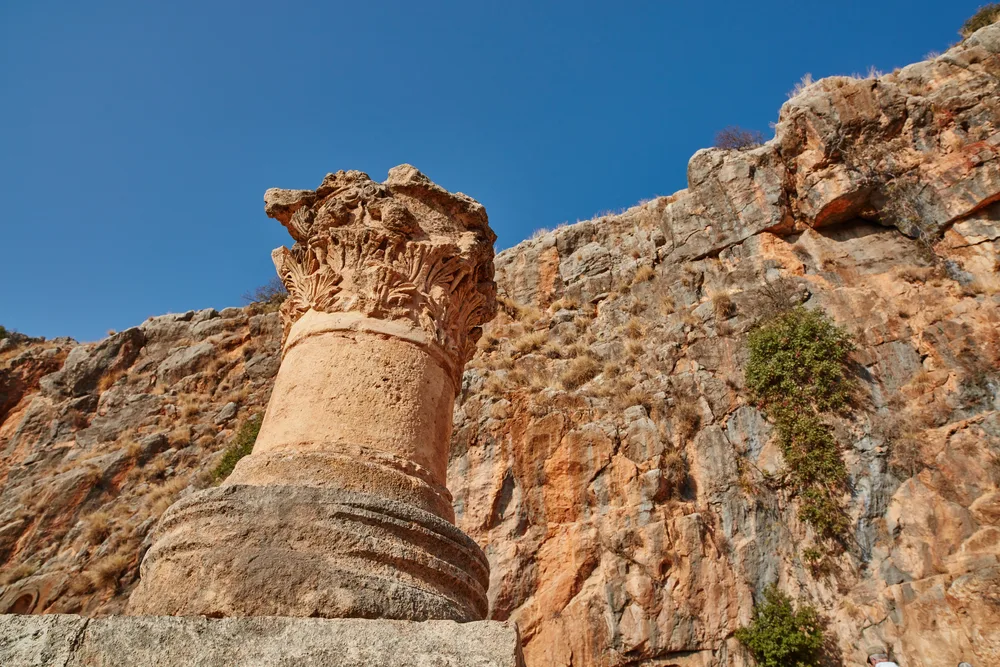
left=1, top=166, right=523, bottom=665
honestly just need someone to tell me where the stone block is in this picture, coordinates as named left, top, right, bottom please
left=0, top=614, right=523, bottom=667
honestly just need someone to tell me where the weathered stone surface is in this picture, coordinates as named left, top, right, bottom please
left=156, top=342, right=215, bottom=384
left=127, top=485, right=489, bottom=621
left=38, top=328, right=144, bottom=398
left=0, top=614, right=84, bottom=666
left=0, top=614, right=524, bottom=667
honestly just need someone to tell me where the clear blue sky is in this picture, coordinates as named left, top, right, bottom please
left=0, top=1, right=979, bottom=341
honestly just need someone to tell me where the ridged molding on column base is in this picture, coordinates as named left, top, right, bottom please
left=125, top=484, right=489, bottom=621
left=224, top=444, right=457, bottom=522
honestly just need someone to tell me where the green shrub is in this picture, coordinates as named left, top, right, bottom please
left=736, top=586, right=825, bottom=667
left=212, top=414, right=263, bottom=483
left=961, top=4, right=1000, bottom=38
left=0, top=325, right=8, bottom=340
left=745, top=307, right=854, bottom=413
left=745, top=307, right=854, bottom=540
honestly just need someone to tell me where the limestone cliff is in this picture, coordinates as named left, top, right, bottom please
left=2, top=23, right=999, bottom=667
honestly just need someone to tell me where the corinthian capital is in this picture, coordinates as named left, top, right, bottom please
left=264, top=165, right=497, bottom=377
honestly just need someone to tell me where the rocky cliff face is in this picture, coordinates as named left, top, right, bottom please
left=2, top=23, right=999, bottom=667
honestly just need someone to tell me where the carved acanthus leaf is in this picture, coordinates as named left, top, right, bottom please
left=273, top=228, right=489, bottom=369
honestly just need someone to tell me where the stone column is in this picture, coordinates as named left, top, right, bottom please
left=127, top=165, right=497, bottom=622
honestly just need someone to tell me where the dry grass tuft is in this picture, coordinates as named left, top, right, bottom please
left=660, top=451, right=688, bottom=499
left=88, top=553, right=131, bottom=591
left=82, top=465, right=103, bottom=489
left=560, top=356, right=601, bottom=390
left=672, top=396, right=702, bottom=443
left=895, top=265, right=939, bottom=284
left=96, top=367, right=126, bottom=393
left=549, top=296, right=581, bottom=312
left=483, top=375, right=507, bottom=396
left=961, top=3, right=1000, bottom=38
left=615, top=386, right=657, bottom=414
left=658, top=294, right=676, bottom=316
left=711, top=292, right=736, bottom=320
left=168, top=425, right=193, bottom=449
left=144, top=476, right=189, bottom=519
left=624, top=318, right=645, bottom=339
left=145, top=456, right=168, bottom=481
left=124, top=440, right=142, bottom=461
left=633, top=265, right=656, bottom=284
left=788, top=72, right=815, bottom=98
left=625, top=340, right=645, bottom=360
left=83, top=511, right=113, bottom=545
left=512, top=330, right=549, bottom=356
left=890, top=429, right=925, bottom=479
left=68, top=574, right=96, bottom=595
left=0, top=562, right=38, bottom=585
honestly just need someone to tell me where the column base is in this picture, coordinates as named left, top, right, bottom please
left=126, top=484, right=489, bottom=622
left=0, top=614, right=523, bottom=667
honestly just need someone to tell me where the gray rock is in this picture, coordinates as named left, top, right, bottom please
left=192, top=318, right=227, bottom=338
left=214, top=402, right=238, bottom=424
left=157, top=343, right=215, bottom=385
left=551, top=309, right=577, bottom=324
left=219, top=307, right=244, bottom=319
left=561, top=241, right=611, bottom=280
left=249, top=312, right=282, bottom=339
left=245, top=352, right=280, bottom=380
left=39, top=328, right=145, bottom=398
left=0, top=614, right=524, bottom=667
left=139, top=316, right=192, bottom=343
left=138, top=433, right=169, bottom=460
left=190, top=308, right=219, bottom=324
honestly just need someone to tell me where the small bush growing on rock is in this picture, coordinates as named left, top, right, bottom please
left=745, top=307, right=855, bottom=540
left=736, top=586, right=825, bottom=667
left=961, top=3, right=1000, bottom=38
left=715, top=126, right=765, bottom=150
left=745, top=307, right=854, bottom=414
left=243, top=276, right=288, bottom=311
left=0, top=325, right=9, bottom=340
left=659, top=450, right=688, bottom=499
left=673, top=396, right=702, bottom=443
left=212, top=414, right=263, bottom=483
